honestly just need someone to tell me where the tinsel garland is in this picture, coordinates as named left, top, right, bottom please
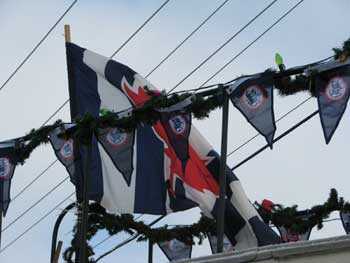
left=62, top=189, right=350, bottom=262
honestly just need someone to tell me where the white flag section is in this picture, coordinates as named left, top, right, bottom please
left=65, top=42, right=280, bottom=250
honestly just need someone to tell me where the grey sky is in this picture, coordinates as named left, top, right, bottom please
left=0, top=0, right=349, bottom=262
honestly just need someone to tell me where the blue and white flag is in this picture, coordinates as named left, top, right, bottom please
left=158, top=238, right=192, bottom=261
left=65, top=42, right=280, bottom=249
left=227, top=73, right=276, bottom=148
left=309, top=60, right=350, bottom=144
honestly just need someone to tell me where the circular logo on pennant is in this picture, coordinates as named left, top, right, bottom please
left=169, top=115, right=186, bottom=135
left=223, top=238, right=232, bottom=252
left=168, top=239, right=185, bottom=252
left=325, top=77, right=348, bottom=101
left=106, top=128, right=127, bottom=147
left=60, top=139, right=74, bottom=159
left=242, top=85, right=264, bottom=109
left=0, top=158, right=11, bottom=179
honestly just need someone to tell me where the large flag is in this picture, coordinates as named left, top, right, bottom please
left=65, top=42, right=280, bottom=249
left=157, top=238, right=192, bottom=261
left=0, top=140, right=19, bottom=247
left=310, top=60, right=350, bottom=144
left=227, top=73, right=276, bottom=148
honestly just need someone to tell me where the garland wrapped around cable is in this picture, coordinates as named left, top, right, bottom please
left=5, top=37, right=350, bottom=163
left=63, top=188, right=350, bottom=262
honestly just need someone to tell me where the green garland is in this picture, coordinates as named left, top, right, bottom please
left=5, top=38, right=350, bottom=164
left=256, top=188, right=350, bottom=233
left=62, top=189, right=350, bottom=262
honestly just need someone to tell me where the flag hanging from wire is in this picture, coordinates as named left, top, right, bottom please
left=65, top=42, right=280, bottom=249
left=275, top=213, right=314, bottom=243
left=0, top=140, right=19, bottom=248
left=158, top=238, right=192, bottom=261
left=48, top=124, right=80, bottom=188
left=227, top=72, right=276, bottom=148
left=340, top=211, right=350, bottom=234
left=310, top=60, right=350, bottom=144
left=159, top=97, right=193, bottom=172
left=207, top=232, right=234, bottom=254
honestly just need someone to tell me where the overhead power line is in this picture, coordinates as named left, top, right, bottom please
left=199, top=0, right=305, bottom=87
left=168, top=0, right=279, bottom=93
left=0, top=193, right=74, bottom=254
left=145, top=0, right=231, bottom=78
left=0, top=0, right=78, bottom=92
left=2, top=176, right=69, bottom=232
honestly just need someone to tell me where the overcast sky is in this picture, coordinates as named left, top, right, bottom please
left=0, top=0, right=349, bottom=262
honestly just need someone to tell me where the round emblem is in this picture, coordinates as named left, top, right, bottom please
left=0, top=158, right=11, bottom=179
left=223, top=238, right=232, bottom=251
left=168, top=239, right=185, bottom=252
left=169, top=115, right=186, bottom=135
left=325, top=77, right=348, bottom=101
left=242, top=85, right=264, bottom=109
left=106, top=128, right=127, bottom=146
left=60, top=139, right=74, bottom=159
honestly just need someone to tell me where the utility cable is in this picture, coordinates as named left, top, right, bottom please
left=2, top=176, right=69, bottom=232
left=145, top=0, right=231, bottom=78
left=168, top=0, right=279, bottom=93
left=0, top=0, right=79, bottom=92
left=0, top=193, right=74, bottom=254
left=199, top=0, right=305, bottom=88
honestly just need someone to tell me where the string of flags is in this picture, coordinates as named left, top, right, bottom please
left=0, top=37, right=349, bottom=255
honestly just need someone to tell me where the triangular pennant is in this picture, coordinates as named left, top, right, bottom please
left=48, top=124, right=79, bottom=185
left=227, top=73, right=276, bottom=147
left=207, top=232, right=234, bottom=254
left=159, top=98, right=192, bottom=172
left=0, top=140, right=19, bottom=248
left=96, top=127, right=135, bottom=186
left=276, top=225, right=313, bottom=242
left=158, top=238, right=192, bottom=261
left=312, top=60, right=350, bottom=143
left=340, top=211, right=350, bottom=234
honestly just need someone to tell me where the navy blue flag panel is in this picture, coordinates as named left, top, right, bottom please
left=227, top=73, right=276, bottom=147
left=0, top=141, right=18, bottom=217
left=276, top=225, right=313, bottom=243
left=96, top=128, right=135, bottom=186
left=340, top=211, right=350, bottom=234
left=312, top=61, right=350, bottom=144
left=158, top=239, right=192, bottom=261
left=208, top=232, right=234, bottom=254
left=48, top=124, right=79, bottom=186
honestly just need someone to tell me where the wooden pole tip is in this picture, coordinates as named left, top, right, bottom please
left=64, top=24, right=71, bottom=43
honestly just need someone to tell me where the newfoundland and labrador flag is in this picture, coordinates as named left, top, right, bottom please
left=65, top=42, right=280, bottom=249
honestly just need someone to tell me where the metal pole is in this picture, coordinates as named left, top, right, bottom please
left=51, top=202, right=76, bottom=263
left=216, top=84, right=229, bottom=253
left=148, top=240, right=153, bottom=263
left=79, top=141, right=93, bottom=263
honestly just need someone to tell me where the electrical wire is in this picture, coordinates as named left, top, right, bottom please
left=0, top=193, right=74, bottom=254
left=198, top=0, right=305, bottom=88
left=168, top=0, right=279, bottom=93
left=0, top=0, right=79, bottom=92
left=2, top=176, right=69, bottom=232
left=145, top=0, right=231, bottom=78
